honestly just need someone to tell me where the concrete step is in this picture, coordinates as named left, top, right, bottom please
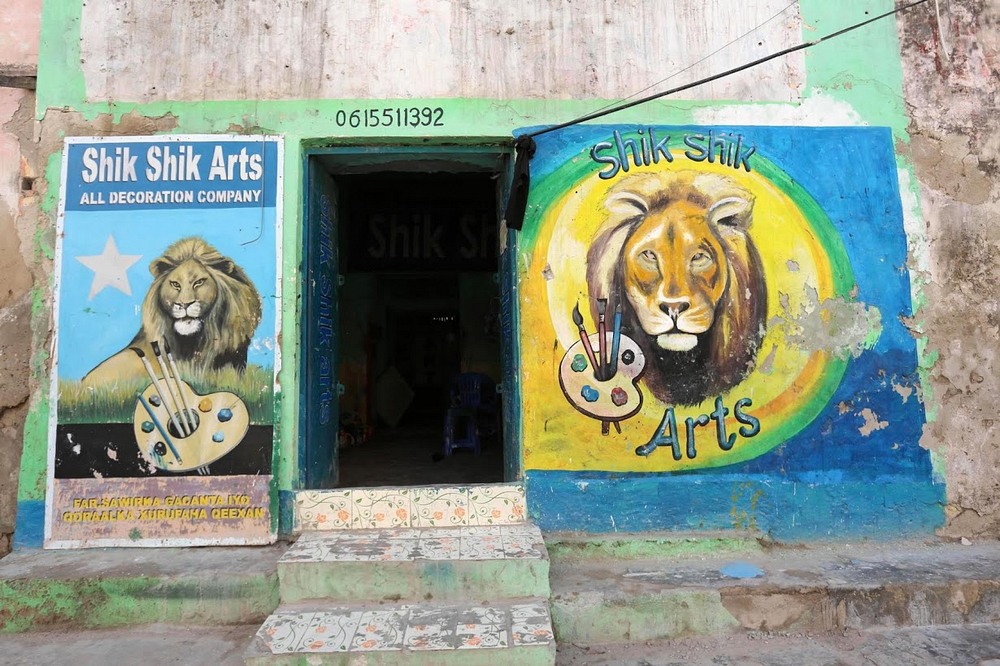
left=245, top=598, right=556, bottom=665
left=278, top=523, right=549, bottom=603
left=548, top=538, right=1000, bottom=644
left=0, top=544, right=285, bottom=632
left=556, top=623, right=1000, bottom=665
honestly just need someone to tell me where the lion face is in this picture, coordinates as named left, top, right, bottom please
left=586, top=171, right=767, bottom=405
left=158, top=259, right=218, bottom=337
left=621, top=198, right=729, bottom=352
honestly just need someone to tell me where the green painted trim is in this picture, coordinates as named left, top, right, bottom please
left=799, top=0, right=909, bottom=138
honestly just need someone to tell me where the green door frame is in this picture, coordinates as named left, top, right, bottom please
left=298, top=142, right=520, bottom=489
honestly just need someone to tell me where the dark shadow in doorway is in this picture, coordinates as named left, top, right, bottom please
left=336, top=422, right=503, bottom=488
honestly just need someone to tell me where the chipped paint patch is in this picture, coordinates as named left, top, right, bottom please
left=774, top=292, right=883, bottom=360
left=858, top=408, right=889, bottom=437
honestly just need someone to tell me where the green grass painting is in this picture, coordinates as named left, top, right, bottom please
left=58, top=364, right=275, bottom=424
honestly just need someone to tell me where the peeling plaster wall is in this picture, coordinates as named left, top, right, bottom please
left=899, top=0, right=1000, bottom=538
left=0, top=90, right=39, bottom=556
left=0, top=0, right=41, bottom=557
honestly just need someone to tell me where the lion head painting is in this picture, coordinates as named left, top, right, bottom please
left=586, top=170, right=767, bottom=406
left=82, top=237, right=262, bottom=386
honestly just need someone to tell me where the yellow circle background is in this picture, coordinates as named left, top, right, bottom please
left=521, top=154, right=837, bottom=471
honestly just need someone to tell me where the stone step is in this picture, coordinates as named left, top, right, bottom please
left=278, top=523, right=549, bottom=603
left=245, top=598, right=556, bottom=665
left=0, top=544, right=284, bottom=632
left=548, top=538, right=1000, bottom=644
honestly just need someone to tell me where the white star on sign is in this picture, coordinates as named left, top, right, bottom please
left=75, top=235, right=142, bottom=299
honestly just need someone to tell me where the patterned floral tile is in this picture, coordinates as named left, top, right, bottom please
left=351, top=609, right=407, bottom=651
left=257, top=610, right=314, bottom=653
left=293, top=485, right=527, bottom=531
left=413, top=535, right=462, bottom=560
left=501, top=528, right=546, bottom=558
left=283, top=524, right=545, bottom=563
left=459, top=533, right=507, bottom=560
left=259, top=601, right=552, bottom=656
left=352, top=489, right=414, bottom=529
left=295, top=490, right=354, bottom=531
left=402, top=617, right=457, bottom=651
left=297, top=609, right=364, bottom=652
left=510, top=603, right=555, bottom=646
left=467, top=484, right=527, bottom=525
left=411, top=486, right=470, bottom=527
left=456, top=621, right=509, bottom=649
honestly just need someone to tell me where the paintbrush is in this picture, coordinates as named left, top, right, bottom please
left=609, top=302, right=622, bottom=378
left=572, top=303, right=600, bottom=373
left=597, top=298, right=608, bottom=380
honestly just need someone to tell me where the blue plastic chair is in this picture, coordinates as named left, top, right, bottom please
left=442, top=373, right=497, bottom=456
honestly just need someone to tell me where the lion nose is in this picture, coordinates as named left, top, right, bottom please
left=659, top=300, right=690, bottom=318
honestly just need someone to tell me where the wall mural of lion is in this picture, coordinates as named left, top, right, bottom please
left=82, top=236, right=263, bottom=387
left=586, top=170, right=767, bottom=406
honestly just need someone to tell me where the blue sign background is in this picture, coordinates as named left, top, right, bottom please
left=64, top=139, right=279, bottom=211
left=58, top=137, right=280, bottom=380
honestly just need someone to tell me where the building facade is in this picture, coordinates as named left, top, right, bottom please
left=2, top=0, right=999, bottom=550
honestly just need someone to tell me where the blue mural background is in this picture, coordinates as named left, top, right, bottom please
left=519, top=125, right=942, bottom=539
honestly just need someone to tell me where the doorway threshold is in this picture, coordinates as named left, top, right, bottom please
left=293, top=483, right=525, bottom=533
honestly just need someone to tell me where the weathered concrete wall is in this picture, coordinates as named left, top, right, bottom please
left=0, top=90, right=38, bottom=556
left=0, top=0, right=41, bottom=557
left=899, top=0, right=1000, bottom=538
left=77, top=0, right=803, bottom=104
left=0, top=0, right=40, bottom=67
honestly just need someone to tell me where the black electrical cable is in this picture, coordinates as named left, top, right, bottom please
left=524, top=0, right=930, bottom=140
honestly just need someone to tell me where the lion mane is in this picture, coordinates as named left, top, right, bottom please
left=82, top=237, right=262, bottom=386
left=586, top=171, right=767, bottom=406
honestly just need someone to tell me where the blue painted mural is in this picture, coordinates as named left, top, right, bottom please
left=515, top=125, right=942, bottom=539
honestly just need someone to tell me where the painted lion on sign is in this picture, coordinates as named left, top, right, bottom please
left=83, top=237, right=262, bottom=386
left=586, top=171, right=767, bottom=406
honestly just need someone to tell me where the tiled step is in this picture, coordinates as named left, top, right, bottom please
left=294, top=483, right=527, bottom=532
left=245, top=598, right=556, bottom=665
left=279, top=524, right=549, bottom=603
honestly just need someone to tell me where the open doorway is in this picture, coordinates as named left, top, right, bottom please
left=301, top=159, right=512, bottom=489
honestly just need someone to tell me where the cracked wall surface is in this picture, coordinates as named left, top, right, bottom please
left=899, top=0, right=1000, bottom=537
left=0, top=88, right=38, bottom=557
left=0, top=0, right=40, bottom=559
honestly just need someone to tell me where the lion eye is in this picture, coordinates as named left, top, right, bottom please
left=169, top=280, right=181, bottom=290
left=638, top=249, right=657, bottom=266
left=690, top=252, right=712, bottom=269
left=193, top=278, right=206, bottom=288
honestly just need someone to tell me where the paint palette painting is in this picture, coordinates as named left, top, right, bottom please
left=132, top=380, right=249, bottom=473
left=559, top=332, right=646, bottom=423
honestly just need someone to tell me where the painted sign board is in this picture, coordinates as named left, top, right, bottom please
left=518, top=125, right=941, bottom=538
left=46, top=135, right=282, bottom=547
